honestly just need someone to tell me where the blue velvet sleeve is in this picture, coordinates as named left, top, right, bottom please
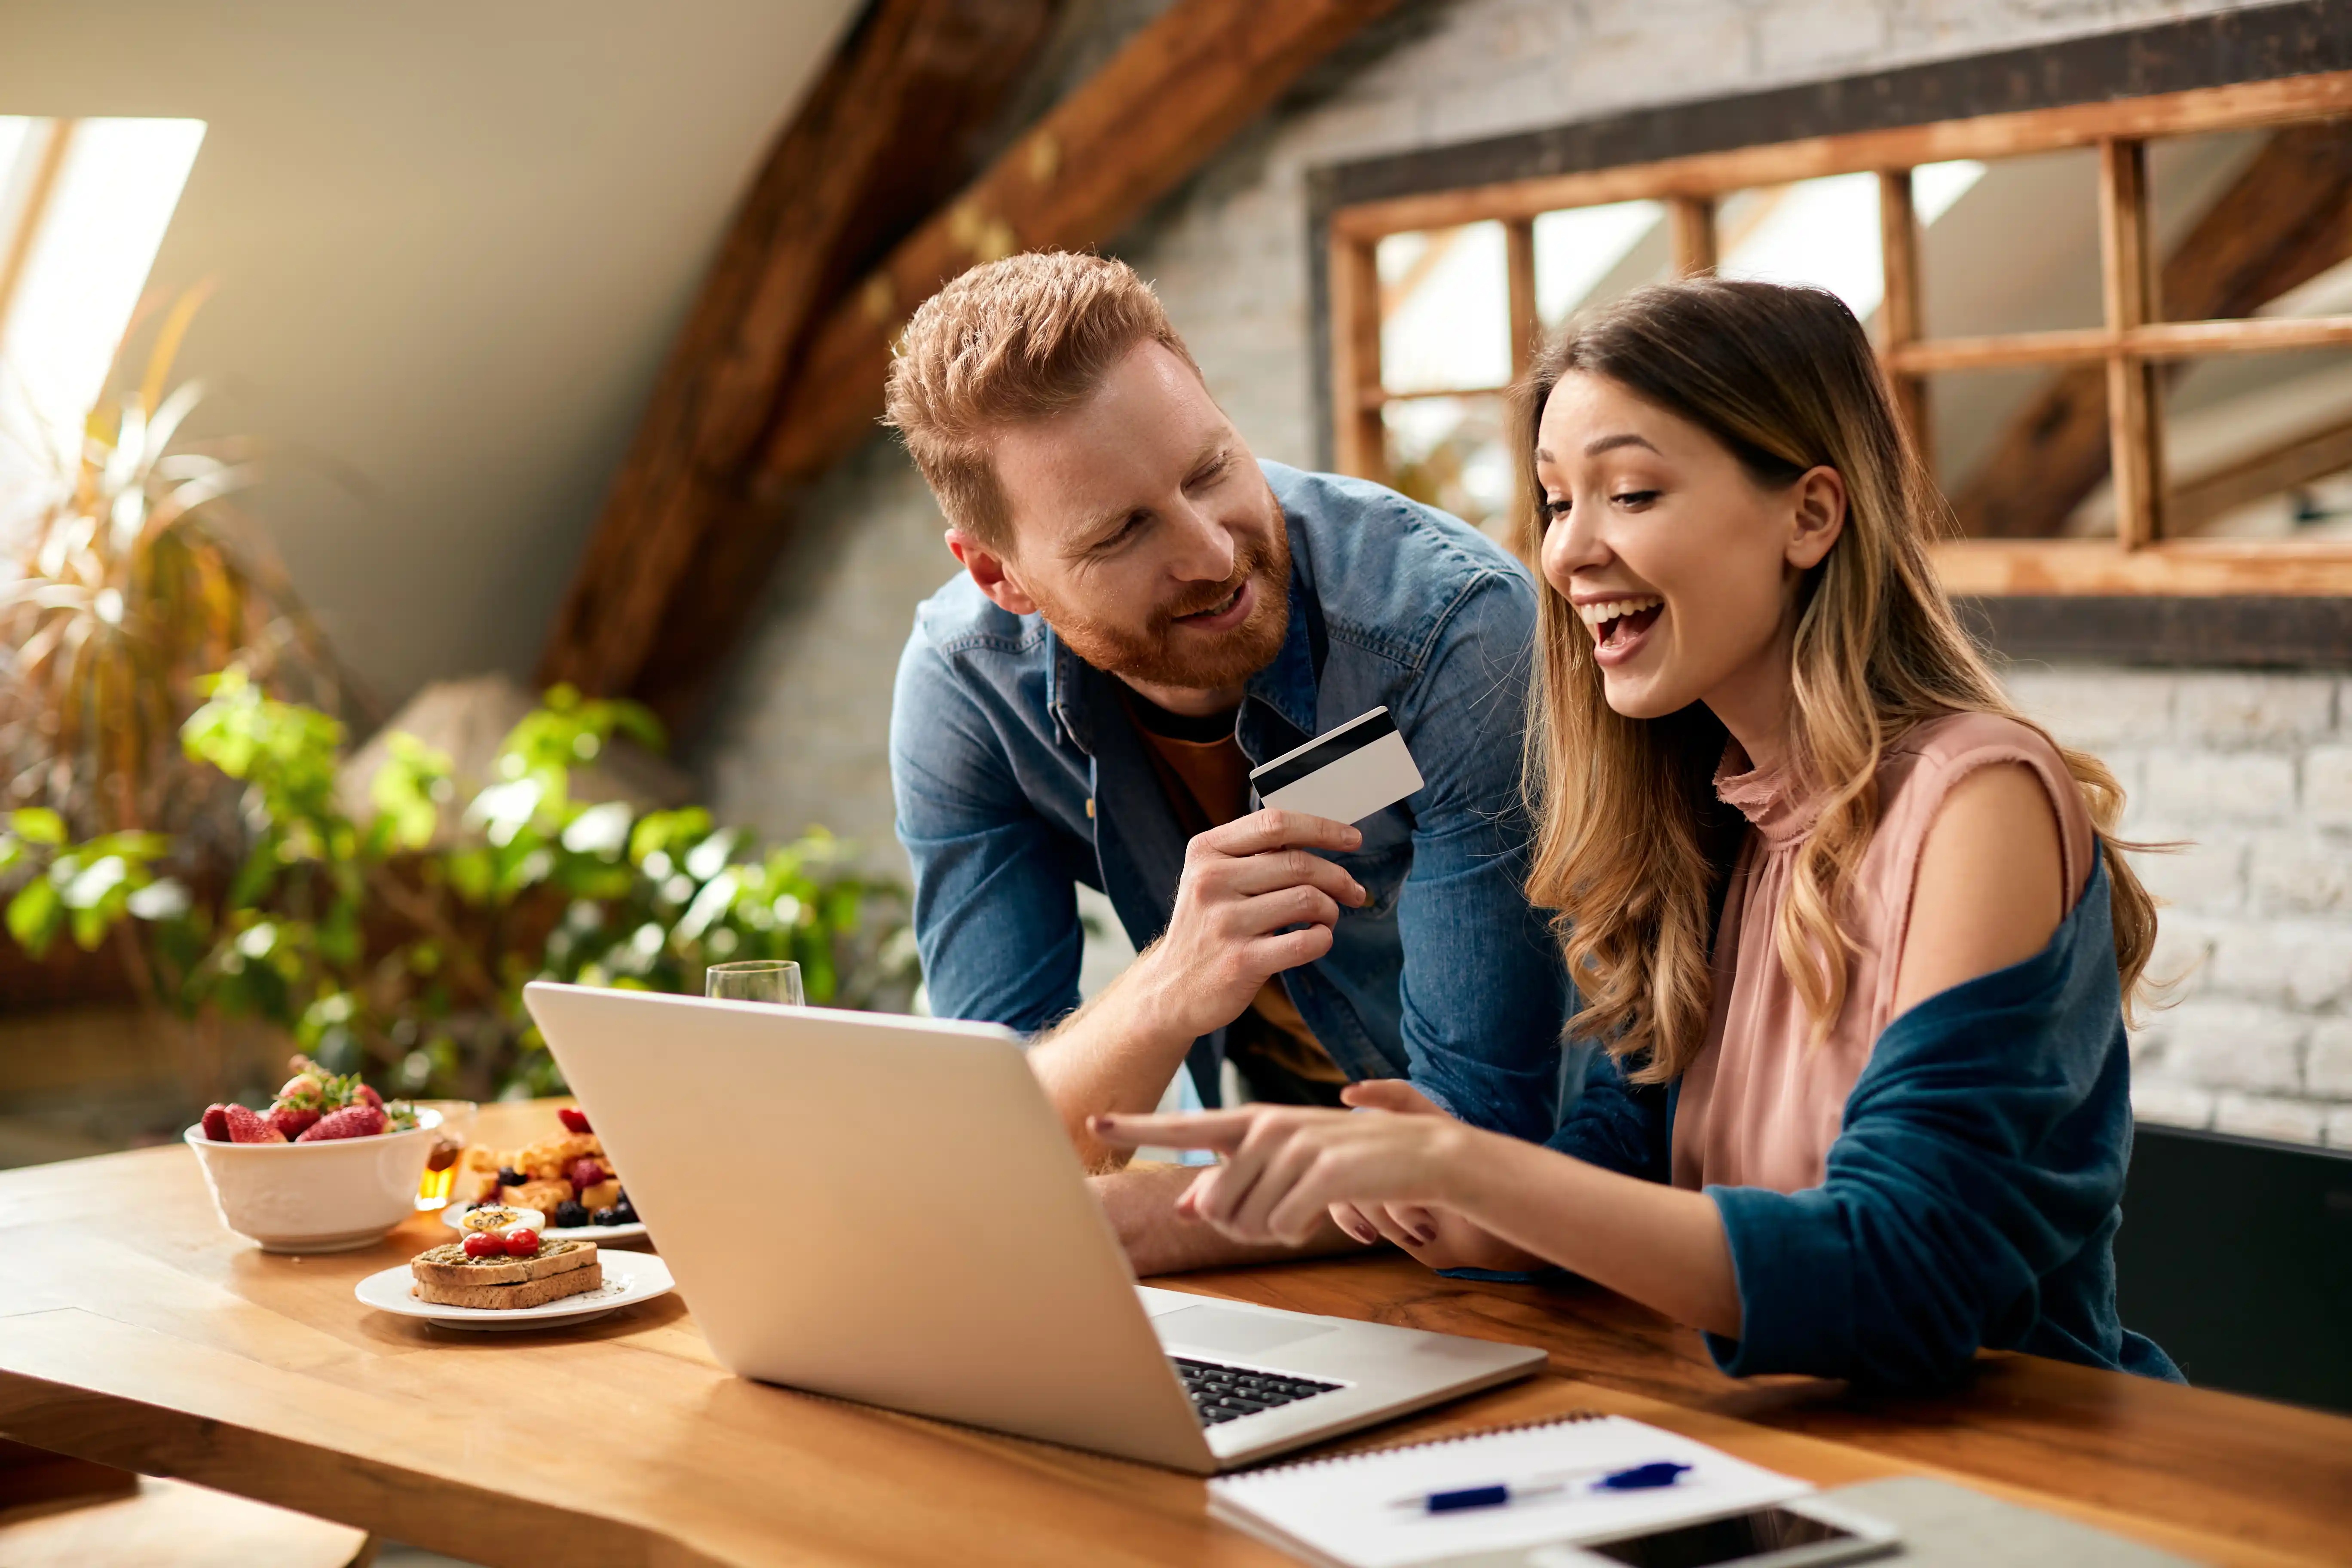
left=1701, top=856, right=2170, bottom=1387
left=1544, top=1045, right=1674, bottom=1185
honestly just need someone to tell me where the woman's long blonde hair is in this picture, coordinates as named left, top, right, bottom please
left=1514, top=279, right=2158, bottom=1083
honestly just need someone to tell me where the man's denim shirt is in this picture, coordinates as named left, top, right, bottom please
left=888, top=461, right=1570, bottom=1143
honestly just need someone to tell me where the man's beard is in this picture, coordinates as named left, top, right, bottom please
left=1037, top=490, right=1292, bottom=693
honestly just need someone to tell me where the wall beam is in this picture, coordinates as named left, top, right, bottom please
left=537, top=0, right=1058, bottom=701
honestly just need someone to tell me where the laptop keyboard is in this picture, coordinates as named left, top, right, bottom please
left=1173, top=1356, right=1341, bottom=1425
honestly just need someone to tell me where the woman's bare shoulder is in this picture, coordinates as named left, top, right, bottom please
left=1891, top=760, right=2067, bottom=1016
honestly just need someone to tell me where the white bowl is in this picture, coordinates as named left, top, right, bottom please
left=184, top=1108, right=443, bottom=1253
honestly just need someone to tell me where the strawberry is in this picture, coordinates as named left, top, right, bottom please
left=557, top=1107, right=592, bottom=1135
left=270, top=1106, right=322, bottom=1141
left=294, top=1105, right=386, bottom=1142
left=354, top=1084, right=383, bottom=1110
left=200, top=1104, right=232, bottom=1142
left=224, top=1104, right=288, bottom=1144
left=296, top=1103, right=386, bottom=1142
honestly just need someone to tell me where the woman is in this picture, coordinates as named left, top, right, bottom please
left=1093, top=279, right=2178, bottom=1388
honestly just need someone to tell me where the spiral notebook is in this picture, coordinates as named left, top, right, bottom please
left=1206, top=1412, right=1810, bottom=1568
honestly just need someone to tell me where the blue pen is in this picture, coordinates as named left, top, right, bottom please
left=1391, top=1461, right=1693, bottom=1513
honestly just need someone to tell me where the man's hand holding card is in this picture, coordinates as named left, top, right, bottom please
left=1145, top=706, right=1427, bottom=1043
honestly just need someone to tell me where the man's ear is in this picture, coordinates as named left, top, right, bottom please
left=1784, top=466, right=1847, bottom=572
left=945, top=528, right=1040, bottom=616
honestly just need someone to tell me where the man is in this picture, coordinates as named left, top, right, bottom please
left=885, top=251, right=1567, bottom=1273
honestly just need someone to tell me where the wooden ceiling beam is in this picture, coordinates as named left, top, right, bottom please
left=752, top=0, right=1407, bottom=493
left=1949, top=120, right=2352, bottom=540
left=536, top=0, right=1058, bottom=699
left=619, top=0, right=1405, bottom=726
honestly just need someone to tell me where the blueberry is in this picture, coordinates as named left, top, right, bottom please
left=553, top=1200, right=589, bottom=1228
left=613, top=1200, right=637, bottom=1224
left=592, top=1207, right=622, bottom=1226
left=495, top=1167, right=524, bottom=1189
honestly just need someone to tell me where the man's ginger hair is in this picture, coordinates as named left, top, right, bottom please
left=883, top=251, right=1198, bottom=548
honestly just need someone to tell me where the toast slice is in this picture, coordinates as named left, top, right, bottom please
left=410, top=1238, right=597, bottom=1289
left=413, top=1261, right=604, bottom=1311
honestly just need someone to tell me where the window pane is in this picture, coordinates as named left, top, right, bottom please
left=1934, top=345, right=2352, bottom=542
left=1929, top=364, right=2113, bottom=540
left=1383, top=394, right=1513, bottom=542
left=1919, top=146, right=2104, bottom=337
left=1376, top=221, right=1510, bottom=394
left=1717, top=173, right=1886, bottom=319
left=1710, top=162, right=1986, bottom=333
left=2147, top=118, right=2352, bottom=324
left=2161, top=344, right=2352, bottom=540
left=1532, top=199, right=1667, bottom=324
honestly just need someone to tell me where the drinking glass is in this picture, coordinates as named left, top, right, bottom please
left=412, top=1099, right=479, bottom=1210
left=705, top=959, right=804, bottom=1005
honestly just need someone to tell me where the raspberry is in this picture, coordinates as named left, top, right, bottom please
left=503, top=1229, right=541, bottom=1258
left=557, top=1107, right=592, bottom=1135
left=223, top=1105, right=287, bottom=1145
left=200, top=1104, right=231, bottom=1142
left=565, top=1158, right=607, bottom=1192
left=295, top=1104, right=387, bottom=1142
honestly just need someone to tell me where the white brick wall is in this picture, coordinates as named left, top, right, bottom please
left=2006, top=666, right=2352, bottom=1145
left=703, top=0, right=2351, bottom=1144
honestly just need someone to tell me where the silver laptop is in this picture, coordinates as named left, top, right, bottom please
left=523, top=981, right=1544, bottom=1473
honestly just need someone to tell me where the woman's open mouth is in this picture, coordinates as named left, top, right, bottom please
left=1577, top=594, right=1663, bottom=667
left=1173, top=579, right=1252, bottom=631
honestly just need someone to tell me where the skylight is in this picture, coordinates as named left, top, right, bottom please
left=0, top=116, right=206, bottom=511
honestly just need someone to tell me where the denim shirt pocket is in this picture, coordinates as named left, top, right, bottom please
left=1328, top=819, right=1412, bottom=919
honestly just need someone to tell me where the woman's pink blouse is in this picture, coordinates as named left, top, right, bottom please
left=1670, top=711, right=2096, bottom=1196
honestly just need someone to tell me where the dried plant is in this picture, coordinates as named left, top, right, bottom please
left=0, top=293, right=340, bottom=847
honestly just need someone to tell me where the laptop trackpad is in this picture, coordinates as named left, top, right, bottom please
left=1154, top=1305, right=1338, bottom=1357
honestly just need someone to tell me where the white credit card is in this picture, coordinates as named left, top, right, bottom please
left=1248, top=707, right=1423, bottom=825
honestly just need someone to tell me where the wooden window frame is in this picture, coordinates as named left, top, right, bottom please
left=1326, top=70, right=2352, bottom=598
left=1306, top=3, right=2352, bottom=661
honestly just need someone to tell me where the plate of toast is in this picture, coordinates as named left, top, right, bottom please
left=355, top=1238, right=674, bottom=1331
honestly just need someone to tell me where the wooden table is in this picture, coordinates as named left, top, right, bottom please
left=2, top=1100, right=2348, bottom=1567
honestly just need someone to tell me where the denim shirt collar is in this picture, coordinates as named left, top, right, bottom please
left=1043, top=553, right=1325, bottom=767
